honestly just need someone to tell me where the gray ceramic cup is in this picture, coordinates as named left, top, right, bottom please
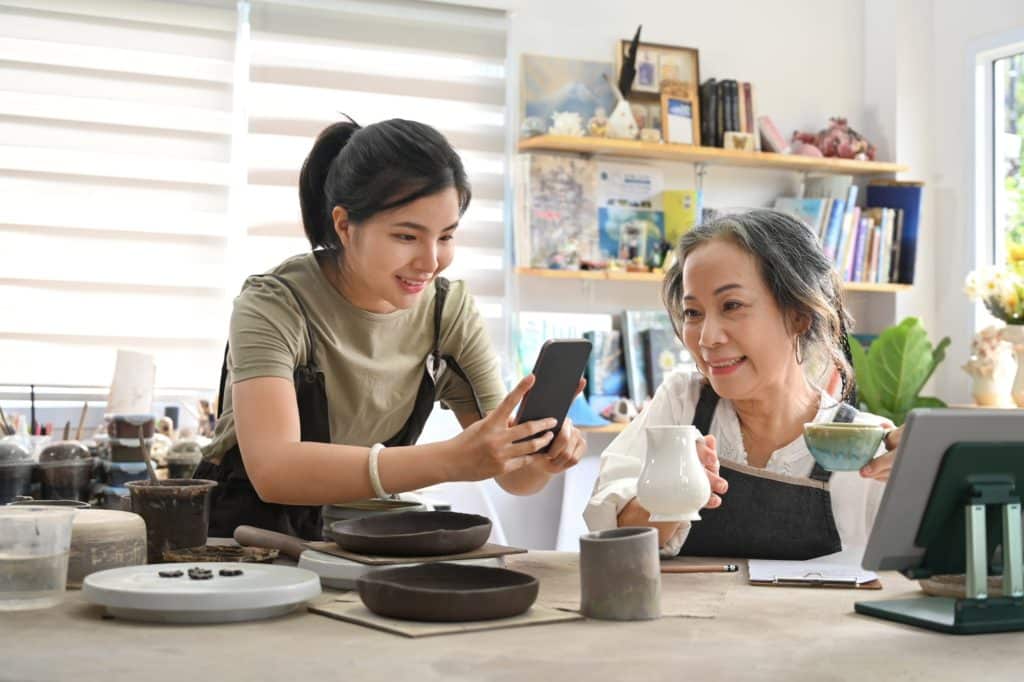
left=579, top=527, right=661, bottom=620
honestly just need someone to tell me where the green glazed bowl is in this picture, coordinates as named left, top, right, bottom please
left=803, top=423, right=886, bottom=472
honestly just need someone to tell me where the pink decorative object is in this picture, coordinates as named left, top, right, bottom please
left=791, top=117, right=877, bottom=161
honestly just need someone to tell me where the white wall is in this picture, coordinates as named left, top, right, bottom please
left=507, top=0, right=868, bottom=213
left=925, top=0, right=1024, bottom=403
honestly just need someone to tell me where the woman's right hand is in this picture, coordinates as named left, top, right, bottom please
left=443, top=375, right=558, bottom=481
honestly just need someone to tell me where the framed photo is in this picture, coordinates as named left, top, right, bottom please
left=661, top=93, right=700, bottom=146
left=617, top=40, right=700, bottom=102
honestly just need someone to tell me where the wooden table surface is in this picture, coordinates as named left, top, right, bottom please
left=1, top=552, right=1021, bottom=681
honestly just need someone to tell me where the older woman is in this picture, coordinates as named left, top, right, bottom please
left=585, top=209, right=899, bottom=559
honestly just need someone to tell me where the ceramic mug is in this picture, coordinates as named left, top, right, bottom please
left=579, top=527, right=661, bottom=621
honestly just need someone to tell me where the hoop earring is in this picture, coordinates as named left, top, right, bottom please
left=795, top=337, right=804, bottom=365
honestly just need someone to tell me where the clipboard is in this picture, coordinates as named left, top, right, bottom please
left=748, top=557, right=883, bottom=590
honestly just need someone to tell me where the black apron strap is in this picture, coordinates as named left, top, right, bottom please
left=266, top=274, right=318, bottom=368
left=430, top=277, right=485, bottom=420
left=200, top=271, right=328, bottom=541
left=692, top=382, right=720, bottom=436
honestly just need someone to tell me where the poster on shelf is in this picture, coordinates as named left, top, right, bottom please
left=595, top=162, right=665, bottom=262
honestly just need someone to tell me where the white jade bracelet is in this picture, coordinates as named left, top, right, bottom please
left=368, top=442, right=388, bottom=498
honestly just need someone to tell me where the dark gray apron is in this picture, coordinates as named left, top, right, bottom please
left=678, top=383, right=855, bottom=560
left=194, top=275, right=484, bottom=540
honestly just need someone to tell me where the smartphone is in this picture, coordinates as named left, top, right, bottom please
left=514, top=338, right=593, bottom=453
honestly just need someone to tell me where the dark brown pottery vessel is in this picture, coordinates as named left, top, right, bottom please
left=357, top=563, right=538, bottom=622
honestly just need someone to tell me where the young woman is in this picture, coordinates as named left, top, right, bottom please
left=197, top=118, right=585, bottom=539
left=585, top=209, right=899, bottom=559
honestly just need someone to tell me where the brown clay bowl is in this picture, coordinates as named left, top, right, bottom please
left=357, top=563, right=538, bottom=622
left=326, top=510, right=491, bottom=557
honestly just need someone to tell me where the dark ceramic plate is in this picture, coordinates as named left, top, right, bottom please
left=357, top=563, right=538, bottom=622
left=326, top=511, right=491, bottom=556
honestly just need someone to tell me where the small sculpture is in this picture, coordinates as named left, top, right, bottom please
left=520, top=116, right=547, bottom=138
left=549, top=111, right=584, bottom=137
left=603, top=73, right=638, bottom=140
left=791, top=117, right=877, bottom=160
left=606, top=98, right=638, bottom=140
left=587, top=107, right=609, bottom=137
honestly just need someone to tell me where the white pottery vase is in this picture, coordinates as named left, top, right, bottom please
left=636, top=425, right=711, bottom=522
left=1000, top=324, right=1024, bottom=408
left=606, top=99, right=638, bottom=140
left=968, top=372, right=1002, bottom=407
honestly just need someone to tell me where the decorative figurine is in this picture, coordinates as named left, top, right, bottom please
left=549, top=111, right=585, bottom=137
left=587, top=107, right=609, bottom=137
left=791, top=117, right=878, bottom=160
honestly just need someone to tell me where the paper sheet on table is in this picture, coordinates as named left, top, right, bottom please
left=748, top=547, right=878, bottom=586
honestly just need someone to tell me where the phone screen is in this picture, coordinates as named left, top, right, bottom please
left=514, top=339, right=592, bottom=453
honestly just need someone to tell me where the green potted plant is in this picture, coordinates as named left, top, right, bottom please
left=848, top=317, right=951, bottom=426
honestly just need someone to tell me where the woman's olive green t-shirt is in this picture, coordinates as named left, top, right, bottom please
left=202, top=253, right=505, bottom=464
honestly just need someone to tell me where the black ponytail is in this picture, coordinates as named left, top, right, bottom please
left=298, top=117, right=472, bottom=252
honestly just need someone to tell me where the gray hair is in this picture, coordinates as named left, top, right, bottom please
left=662, top=208, right=855, bottom=400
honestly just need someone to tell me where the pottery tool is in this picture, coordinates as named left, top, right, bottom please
left=660, top=563, right=739, bottom=574
left=233, top=525, right=509, bottom=590
left=139, top=425, right=159, bottom=483
left=74, top=401, right=88, bottom=441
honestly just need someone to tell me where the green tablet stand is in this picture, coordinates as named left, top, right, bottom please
left=855, top=443, right=1024, bottom=634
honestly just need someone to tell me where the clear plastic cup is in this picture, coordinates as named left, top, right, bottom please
left=0, top=506, right=76, bottom=610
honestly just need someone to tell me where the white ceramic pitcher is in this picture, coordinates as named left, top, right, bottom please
left=636, top=425, right=711, bottom=522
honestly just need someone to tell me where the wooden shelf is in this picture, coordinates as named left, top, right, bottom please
left=580, top=423, right=628, bottom=434
left=515, top=267, right=662, bottom=282
left=517, top=135, right=908, bottom=176
left=841, top=282, right=913, bottom=293
left=517, top=268, right=911, bottom=293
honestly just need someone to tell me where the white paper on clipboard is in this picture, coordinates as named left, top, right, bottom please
left=748, top=547, right=879, bottom=585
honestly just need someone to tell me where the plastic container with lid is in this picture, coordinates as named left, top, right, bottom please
left=0, top=441, right=36, bottom=505
left=0, top=506, right=76, bottom=610
left=38, top=441, right=95, bottom=502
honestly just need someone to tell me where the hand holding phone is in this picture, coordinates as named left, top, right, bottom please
left=514, top=339, right=592, bottom=453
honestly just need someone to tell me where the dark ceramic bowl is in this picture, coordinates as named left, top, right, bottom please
left=101, top=460, right=149, bottom=487
left=357, top=563, right=538, bottom=622
left=320, top=498, right=428, bottom=537
left=327, top=510, right=491, bottom=557
left=803, top=422, right=886, bottom=471
left=107, top=414, right=155, bottom=439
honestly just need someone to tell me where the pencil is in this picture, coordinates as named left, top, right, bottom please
left=660, top=563, right=739, bottom=574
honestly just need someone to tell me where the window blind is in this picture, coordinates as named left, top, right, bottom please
left=245, top=0, right=509, bottom=356
left=0, top=0, right=509, bottom=399
left=0, top=0, right=237, bottom=392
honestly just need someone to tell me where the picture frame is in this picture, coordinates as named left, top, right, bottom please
left=661, top=92, right=700, bottom=146
left=617, top=40, right=700, bottom=103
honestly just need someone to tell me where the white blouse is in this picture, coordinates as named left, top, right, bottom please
left=584, top=370, right=888, bottom=556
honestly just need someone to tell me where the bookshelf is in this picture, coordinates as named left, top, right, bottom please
left=517, top=136, right=909, bottom=176
left=514, top=133, right=914, bottom=442
left=516, top=267, right=912, bottom=293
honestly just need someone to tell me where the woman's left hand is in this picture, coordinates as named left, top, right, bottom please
left=860, top=423, right=903, bottom=482
left=534, top=416, right=586, bottom=474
